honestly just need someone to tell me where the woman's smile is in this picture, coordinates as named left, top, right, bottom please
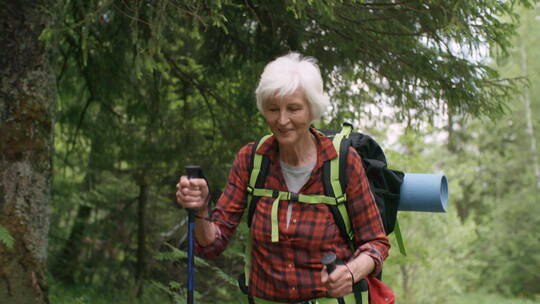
left=277, top=128, right=293, bottom=134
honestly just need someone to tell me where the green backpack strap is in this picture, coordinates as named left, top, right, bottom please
left=242, top=189, right=341, bottom=288
left=246, top=134, right=272, bottom=220
left=243, top=134, right=271, bottom=286
left=326, top=123, right=407, bottom=256
left=242, top=131, right=350, bottom=286
left=242, top=124, right=406, bottom=290
left=393, top=219, right=407, bottom=256
left=326, top=123, right=356, bottom=249
left=251, top=188, right=342, bottom=242
left=245, top=133, right=345, bottom=242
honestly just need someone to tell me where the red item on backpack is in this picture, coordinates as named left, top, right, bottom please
left=367, top=277, right=395, bottom=304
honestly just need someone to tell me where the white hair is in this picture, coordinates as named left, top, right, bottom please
left=255, top=52, right=330, bottom=121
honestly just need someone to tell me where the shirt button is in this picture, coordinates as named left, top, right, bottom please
left=288, top=263, right=293, bottom=268
left=292, top=219, right=297, bottom=224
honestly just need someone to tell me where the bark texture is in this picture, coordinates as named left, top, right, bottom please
left=0, top=1, right=55, bottom=303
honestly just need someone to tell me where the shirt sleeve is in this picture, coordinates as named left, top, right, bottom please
left=344, top=147, right=390, bottom=276
left=195, top=143, right=253, bottom=258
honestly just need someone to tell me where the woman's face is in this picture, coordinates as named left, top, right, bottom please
left=262, top=88, right=312, bottom=147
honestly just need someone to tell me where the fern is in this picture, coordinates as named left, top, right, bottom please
left=150, top=280, right=186, bottom=304
left=156, top=243, right=238, bottom=287
left=0, top=225, right=14, bottom=249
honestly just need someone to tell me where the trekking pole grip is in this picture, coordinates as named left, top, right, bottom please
left=185, top=164, right=205, bottom=208
left=322, top=253, right=338, bottom=274
left=185, top=165, right=204, bottom=181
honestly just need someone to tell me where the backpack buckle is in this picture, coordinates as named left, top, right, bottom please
left=336, top=195, right=347, bottom=205
left=272, top=189, right=279, bottom=198
left=290, top=192, right=299, bottom=202
left=247, top=186, right=254, bottom=194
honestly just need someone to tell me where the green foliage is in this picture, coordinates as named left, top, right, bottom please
left=155, top=243, right=238, bottom=288
left=380, top=128, right=482, bottom=304
left=436, top=114, right=540, bottom=298
left=152, top=243, right=242, bottom=303
left=441, top=5, right=540, bottom=297
left=449, top=293, right=540, bottom=304
left=385, top=211, right=481, bottom=304
left=149, top=281, right=187, bottom=304
left=0, top=225, right=14, bottom=250
left=47, top=275, right=170, bottom=304
left=42, top=0, right=540, bottom=302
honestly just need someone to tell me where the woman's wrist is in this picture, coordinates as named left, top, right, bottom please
left=348, top=253, right=375, bottom=281
left=344, top=263, right=356, bottom=284
left=196, top=205, right=210, bottom=219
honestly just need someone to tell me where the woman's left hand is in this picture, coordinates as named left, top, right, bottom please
left=321, top=254, right=375, bottom=298
left=320, top=264, right=354, bottom=298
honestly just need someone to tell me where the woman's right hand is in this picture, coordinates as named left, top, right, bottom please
left=176, top=175, right=210, bottom=211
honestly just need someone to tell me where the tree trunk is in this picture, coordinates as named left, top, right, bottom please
left=520, top=45, right=540, bottom=189
left=52, top=204, right=91, bottom=284
left=400, top=264, right=411, bottom=304
left=134, top=71, right=161, bottom=297
left=52, top=108, right=103, bottom=284
left=446, top=108, right=456, bottom=153
left=0, top=1, right=55, bottom=303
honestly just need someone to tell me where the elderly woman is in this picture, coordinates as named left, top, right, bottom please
left=176, top=53, right=390, bottom=304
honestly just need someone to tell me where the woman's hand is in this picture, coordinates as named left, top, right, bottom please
left=176, top=175, right=210, bottom=212
left=320, top=264, right=354, bottom=298
left=321, top=254, right=375, bottom=298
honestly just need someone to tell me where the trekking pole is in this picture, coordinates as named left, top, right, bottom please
left=185, top=165, right=203, bottom=304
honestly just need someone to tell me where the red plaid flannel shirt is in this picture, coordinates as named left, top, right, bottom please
left=196, top=128, right=390, bottom=302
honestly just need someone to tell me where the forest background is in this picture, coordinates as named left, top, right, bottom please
left=1, top=1, right=540, bottom=303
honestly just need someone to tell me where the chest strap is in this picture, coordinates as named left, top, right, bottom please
left=247, top=187, right=346, bottom=242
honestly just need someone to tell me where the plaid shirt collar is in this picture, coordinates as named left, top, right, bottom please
left=255, top=127, right=338, bottom=168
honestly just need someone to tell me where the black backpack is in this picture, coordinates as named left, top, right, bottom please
left=318, top=124, right=405, bottom=239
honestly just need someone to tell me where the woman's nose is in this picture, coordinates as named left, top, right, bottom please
left=277, top=110, right=289, bottom=125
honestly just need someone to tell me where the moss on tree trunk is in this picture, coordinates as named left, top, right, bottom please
left=0, top=1, right=55, bottom=303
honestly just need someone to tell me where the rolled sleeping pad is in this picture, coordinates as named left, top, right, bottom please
left=398, top=173, right=448, bottom=212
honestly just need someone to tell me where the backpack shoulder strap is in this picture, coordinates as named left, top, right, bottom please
left=242, top=134, right=271, bottom=290
left=246, top=134, right=272, bottom=228
left=322, top=123, right=356, bottom=250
